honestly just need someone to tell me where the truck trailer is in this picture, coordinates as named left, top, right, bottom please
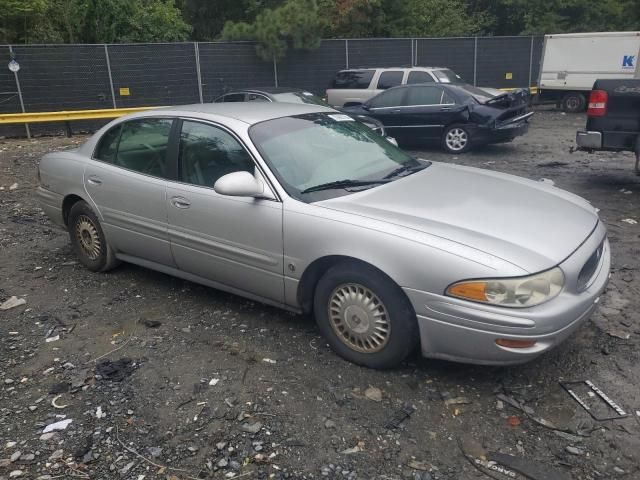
left=538, top=31, right=640, bottom=112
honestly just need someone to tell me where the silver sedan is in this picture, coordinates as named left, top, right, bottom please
left=37, top=103, right=610, bottom=368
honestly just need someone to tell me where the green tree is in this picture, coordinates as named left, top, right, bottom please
left=222, top=0, right=323, bottom=61
left=0, top=0, right=48, bottom=43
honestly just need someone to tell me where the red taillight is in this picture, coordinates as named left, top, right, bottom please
left=587, top=90, right=608, bottom=117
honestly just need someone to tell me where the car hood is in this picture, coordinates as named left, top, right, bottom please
left=318, top=162, right=599, bottom=273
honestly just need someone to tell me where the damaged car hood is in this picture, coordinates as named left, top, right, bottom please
left=318, top=162, right=599, bottom=273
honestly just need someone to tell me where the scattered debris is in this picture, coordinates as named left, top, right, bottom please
left=607, top=329, right=631, bottom=340
left=384, top=404, right=416, bottom=429
left=95, top=358, right=135, bottom=382
left=407, top=459, right=431, bottom=471
left=142, top=320, right=161, bottom=328
left=496, top=393, right=560, bottom=430
left=340, top=442, right=364, bottom=455
left=9, top=182, right=18, bottom=190
left=538, top=161, right=568, bottom=167
left=42, top=418, right=73, bottom=433
left=507, top=415, right=521, bottom=427
left=621, top=218, right=637, bottom=225
left=0, top=296, right=26, bottom=310
left=488, top=452, right=572, bottom=480
left=239, top=421, right=262, bottom=434
left=364, top=386, right=382, bottom=402
left=49, top=382, right=71, bottom=394
left=96, top=406, right=106, bottom=419
left=262, top=358, right=277, bottom=364
left=51, top=395, right=68, bottom=409
left=444, top=397, right=471, bottom=407
left=45, top=335, right=60, bottom=343
left=560, top=380, right=628, bottom=420
left=209, top=378, right=220, bottom=386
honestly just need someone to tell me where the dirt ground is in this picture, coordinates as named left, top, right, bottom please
left=1, top=108, right=639, bottom=480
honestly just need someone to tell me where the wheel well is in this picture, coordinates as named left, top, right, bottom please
left=62, top=194, right=84, bottom=226
left=297, top=255, right=402, bottom=314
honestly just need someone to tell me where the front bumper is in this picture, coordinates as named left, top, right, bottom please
left=404, top=222, right=610, bottom=365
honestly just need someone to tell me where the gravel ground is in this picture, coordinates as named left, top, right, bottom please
left=1, top=109, right=639, bottom=480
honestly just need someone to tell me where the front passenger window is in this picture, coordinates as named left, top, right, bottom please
left=116, top=119, right=172, bottom=177
left=368, top=88, right=405, bottom=108
left=179, top=121, right=254, bottom=188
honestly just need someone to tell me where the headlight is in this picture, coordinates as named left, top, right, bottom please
left=446, top=267, right=564, bottom=308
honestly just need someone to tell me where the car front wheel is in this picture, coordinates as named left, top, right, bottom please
left=313, top=262, right=419, bottom=368
left=68, top=200, right=119, bottom=272
left=442, top=125, right=472, bottom=153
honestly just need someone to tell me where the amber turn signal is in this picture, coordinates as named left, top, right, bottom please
left=446, top=282, right=487, bottom=302
left=495, top=338, right=537, bottom=349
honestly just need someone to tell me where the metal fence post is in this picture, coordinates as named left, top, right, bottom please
left=104, top=44, right=117, bottom=108
left=8, top=45, right=30, bottom=138
left=411, top=38, right=414, bottom=66
left=414, top=39, right=418, bottom=66
left=345, top=39, right=349, bottom=69
left=194, top=42, right=204, bottom=103
left=528, top=36, right=534, bottom=88
left=273, top=55, right=278, bottom=87
left=473, top=37, right=478, bottom=86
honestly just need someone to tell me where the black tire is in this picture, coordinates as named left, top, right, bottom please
left=313, top=262, right=419, bottom=369
left=560, top=92, right=586, bottom=113
left=68, top=200, right=119, bottom=272
left=441, top=124, right=472, bottom=154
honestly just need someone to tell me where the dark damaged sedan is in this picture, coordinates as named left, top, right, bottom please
left=343, top=83, right=533, bottom=153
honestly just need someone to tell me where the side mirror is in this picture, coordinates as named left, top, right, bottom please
left=386, top=137, right=398, bottom=147
left=214, top=171, right=274, bottom=199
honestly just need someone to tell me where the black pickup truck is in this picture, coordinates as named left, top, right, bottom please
left=575, top=79, right=640, bottom=175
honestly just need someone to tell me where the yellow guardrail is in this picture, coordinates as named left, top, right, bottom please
left=0, top=106, right=160, bottom=124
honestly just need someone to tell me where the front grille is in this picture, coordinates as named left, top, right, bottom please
left=577, top=241, right=604, bottom=291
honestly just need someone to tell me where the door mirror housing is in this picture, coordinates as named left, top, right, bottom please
left=214, top=171, right=275, bottom=200
left=386, top=137, right=398, bottom=147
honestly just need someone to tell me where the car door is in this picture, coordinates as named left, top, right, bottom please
left=365, top=87, right=408, bottom=140
left=166, top=119, right=285, bottom=303
left=84, top=117, right=175, bottom=266
left=400, top=86, right=462, bottom=140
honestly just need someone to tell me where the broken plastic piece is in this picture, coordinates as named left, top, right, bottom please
left=560, top=380, right=628, bottom=420
left=384, top=404, right=416, bottom=429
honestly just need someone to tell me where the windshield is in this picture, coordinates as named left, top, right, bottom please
left=432, top=68, right=463, bottom=84
left=250, top=113, right=422, bottom=202
left=271, top=92, right=329, bottom=106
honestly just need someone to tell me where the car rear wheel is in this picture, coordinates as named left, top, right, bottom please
left=560, top=92, right=586, bottom=113
left=68, top=201, right=119, bottom=272
left=313, top=262, right=419, bottom=368
left=442, top=125, right=471, bottom=153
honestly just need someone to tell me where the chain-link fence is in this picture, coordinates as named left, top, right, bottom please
left=1, top=36, right=543, bottom=136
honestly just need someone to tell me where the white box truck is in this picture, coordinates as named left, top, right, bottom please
left=538, top=31, right=640, bottom=112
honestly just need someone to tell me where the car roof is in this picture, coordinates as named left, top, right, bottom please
left=146, top=102, right=335, bottom=125
left=338, top=67, right=447, bottom=72
left=225, top=87, right=310, bottom=95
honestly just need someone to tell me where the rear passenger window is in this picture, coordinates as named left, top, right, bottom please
left=247, top=93, right=269, bottom=102
left=407, top=71, right=435, bottom=84
left=116, top=119, right=173, bottom=178
left=94, top=125, right=122, bottom=163
left=369, top=88, right=405, bottom=108
left=405, top=86, right=444, bottom=106
left=331, top=70, right=374, bottom=89
left=223, top=93, right=246, bottom=102
left=377, top=71, right=404, bottom=90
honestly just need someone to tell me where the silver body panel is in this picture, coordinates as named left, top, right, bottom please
left=37, top=102, right=610, bottom=365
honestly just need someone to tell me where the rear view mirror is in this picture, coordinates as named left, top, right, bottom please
left=386, top=137, right=398, bottom=147
left=214, top=171, right=275, bottom=200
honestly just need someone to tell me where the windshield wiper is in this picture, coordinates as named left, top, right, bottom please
left=301, top=179, right=390, bottom=194
left=383, top=161, right=430, bottom=179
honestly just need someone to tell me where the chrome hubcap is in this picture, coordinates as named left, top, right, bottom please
left=75, top=215, right=101, bottom=260
left=446, top=128, right=468, bottom=151
left=328, top=284, right=390, bottom=353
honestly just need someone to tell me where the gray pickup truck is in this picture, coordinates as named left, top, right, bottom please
left=575, top=79, right=640, bottom=175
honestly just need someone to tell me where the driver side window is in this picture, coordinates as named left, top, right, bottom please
left=179, top=121, right=255, bottom=188
left=115, top=118, right=173, bottom=178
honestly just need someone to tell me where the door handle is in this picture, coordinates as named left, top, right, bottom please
left=440, top=107, right=452, bottom=111
left=171, top=196, right=191, bottom=209
left=87, top=175, right=102, bottom=185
